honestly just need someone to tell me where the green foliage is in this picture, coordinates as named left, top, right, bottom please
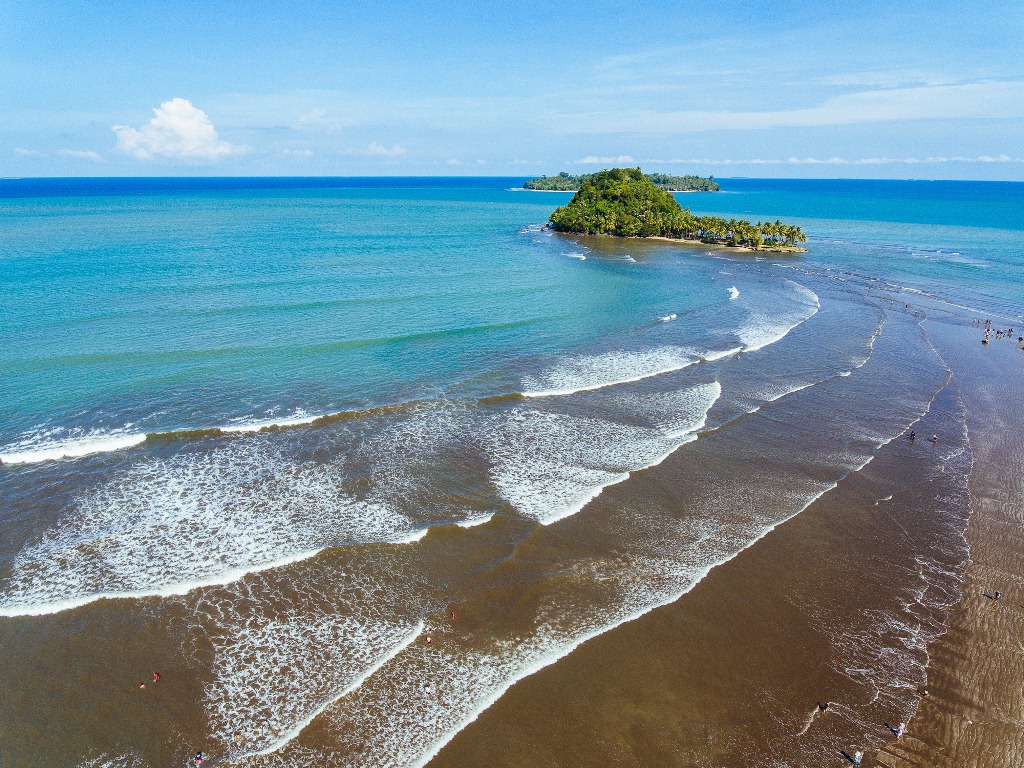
left=524, top=170, right=720, bottom=192
left=548, top=168, right=806, bottom=250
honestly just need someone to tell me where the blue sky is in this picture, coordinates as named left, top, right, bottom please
left=3, top=0, right=1023, bottom=178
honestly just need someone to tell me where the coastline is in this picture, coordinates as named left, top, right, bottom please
left=874, top=323, right=1024, bottom=768
left=553, top=229, right=808, bottom=254
left=513, top=188, right=705, bottom=193
left=426, top=308, right=1014, bottom=768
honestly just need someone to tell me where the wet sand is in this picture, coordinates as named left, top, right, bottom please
left=874, top=324, right=1024, bottom=768
left=428, top=314, right=1018, bottom=767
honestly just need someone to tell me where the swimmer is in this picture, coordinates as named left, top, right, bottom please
left=897, top=722, right=906, bottom=738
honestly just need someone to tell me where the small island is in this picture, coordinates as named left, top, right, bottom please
left=548, top=168, right=807, bottom=252
left=525, top=170, right=720, bottom=192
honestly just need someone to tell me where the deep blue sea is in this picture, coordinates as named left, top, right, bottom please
left=0, top=176, right=1021, bottom=768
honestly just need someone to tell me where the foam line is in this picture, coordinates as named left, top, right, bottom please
left=0, top=547, right=326, bottom=617
left=702, top=346, right=742, bottom=362
left=492, top=382, right=720, bottom=526
left=729, top=286, right=740, bottom=300
left=247, top=621, right=425, bottom=759
left=0, top=432, right=147, bottom=464
left=456, top=513, right=494, bottom=528
left=219, top=412, right=322, bottom=433
left=521, top=347, right=701, bottom=398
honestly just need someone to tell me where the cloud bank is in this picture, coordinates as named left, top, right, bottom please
left=58, top=149, right=105, bottom=162
left=648, top=154, right=1024, bottom=166
left=112, top=98, right=245, bottom=160
left=576, top=154, right=635, bottom=164
left=366, top=141, right=406, bottom=156
left=562, top=81, right=1024, bottom=133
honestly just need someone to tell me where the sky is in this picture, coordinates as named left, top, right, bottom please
left=2, top=0, right=1024, bottom=179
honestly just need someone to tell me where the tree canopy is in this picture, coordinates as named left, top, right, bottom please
left=524, top=170, right=719, bottom=192
left=548, top=168, right=806, bottom=250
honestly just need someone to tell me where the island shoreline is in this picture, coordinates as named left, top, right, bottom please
left=551, top=229, right=808, bottom=254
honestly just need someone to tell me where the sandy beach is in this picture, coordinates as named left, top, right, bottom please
left=427, top=310, right=1022, bottom=768
left=874, top=323, right=1024, bottom=767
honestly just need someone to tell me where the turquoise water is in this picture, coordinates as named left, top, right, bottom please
left=2, top=177, right=1021, bottom=461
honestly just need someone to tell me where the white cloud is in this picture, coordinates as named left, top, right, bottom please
left=59, top=149, right=105, bottom=162
left=648, top=155, right=1024, bottom=166
left=296, top=107, right=347, bottom=132
left=366, top=141, right=406, bottom=156
left=282, top=148, right=313, bottom=158
left=562, top=81, right=1024, bottom=133
left=576, top=154, right=635, bottom=164
left=15, top=147, right=45, bottom=156
left=112, top=98, right=245, bottom=160
left=446, top=158, right=462, bottom=165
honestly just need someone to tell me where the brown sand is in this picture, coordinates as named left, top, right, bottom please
left=428, top=313, right=1019, bottom=768
left=874, top=325, right=1024, bottom=767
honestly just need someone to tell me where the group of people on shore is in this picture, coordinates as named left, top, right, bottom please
left=975, top=318, right=1023, bottom=348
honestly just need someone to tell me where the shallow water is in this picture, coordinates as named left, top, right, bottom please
left=0, top=177, right=1022, bottom=767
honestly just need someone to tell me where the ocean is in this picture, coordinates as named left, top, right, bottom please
left=0, top=176, right=1021, bottom=767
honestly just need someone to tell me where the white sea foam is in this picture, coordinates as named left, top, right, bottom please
left=521, top=346, right=701, bottom=397
left=657, top=313, right=677, bottom=323
left=456, top=513, right=494, bottom=528
left=737, top=279, right=820, bottom=353
left=0, top=410, right=323, bottom=466
left=205, top=605, right=424, bottom=759
left=75, top=753, right=144, bottom=768
left=0, top=428, right=147, bottom=464
left=0, top=440, right=416, bottom=616
left=487, top=383, right=720, bottom=524
left=220, top=410, right=322, bottom=433
left=729, top=286, right=740, bottom=300
left=702, top=346, right=743, bottom=362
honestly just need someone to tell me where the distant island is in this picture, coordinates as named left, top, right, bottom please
left=525, top=171, right=720, bottom=192
left=548, top=168, right=807, bottom=252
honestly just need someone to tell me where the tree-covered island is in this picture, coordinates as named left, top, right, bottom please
left=548, top=168, right=807, bottom=251
left=525, top=170, right=720, bottom=192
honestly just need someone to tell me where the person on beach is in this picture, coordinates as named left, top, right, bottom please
left=853, top=749, right=863, bottom=765
left=194, top=753, right=204, bottom=765
left=152, top=671, right=161, bottom=683
left=897, top=722, right=906, bottom=738
left=818, top=701, right=829, bottom=714
left=930, top=434, right=939, bottom=443
left=995, top=591, right=1001, bottom=601
left=909, top=431, right=915, bottom=442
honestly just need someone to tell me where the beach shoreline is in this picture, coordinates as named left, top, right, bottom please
left=426, top=307, right=1018, bottom=768
left=874, top=323, right=1024, bottom=768
left=552, top=230, right=808, bottom=253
